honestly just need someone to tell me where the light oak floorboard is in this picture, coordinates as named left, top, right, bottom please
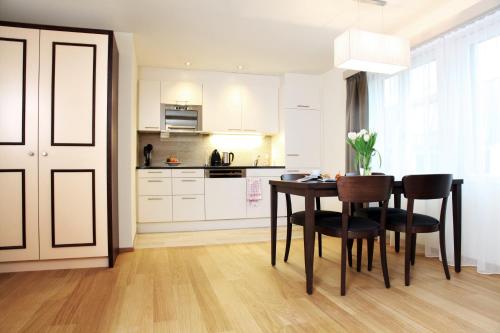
left=1, top=236, right=500, bottom=332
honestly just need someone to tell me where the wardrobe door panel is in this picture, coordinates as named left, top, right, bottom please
left=38, top=30, right=109, bottom=260
left=0, top=26, right=39, bottom=263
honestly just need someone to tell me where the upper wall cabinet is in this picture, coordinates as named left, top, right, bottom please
left=281, top=73, right=321, bottom=110
left=203, top=74, right=279, bottom=134
left=160, top=81, right=202, bottom=105
left=241, top=75, right=279, bottom=134
left=202, top=75, right=242, bottom=132
left=138, top=80, right=161, bottom=131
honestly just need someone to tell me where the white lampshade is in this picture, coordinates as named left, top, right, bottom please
left=334, top=29, right=410, bottom=75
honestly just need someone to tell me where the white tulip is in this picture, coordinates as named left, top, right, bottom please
left=359, top=129, right=368, bottom=135
left=364, top=133, right=370, bottom=142
left=347, top=132, right=357, bottom=140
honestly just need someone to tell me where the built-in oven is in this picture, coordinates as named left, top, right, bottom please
left=160, top=104, right=202, bottom=133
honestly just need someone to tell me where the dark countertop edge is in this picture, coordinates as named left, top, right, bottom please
left=136, top=165, right=286, bottom=170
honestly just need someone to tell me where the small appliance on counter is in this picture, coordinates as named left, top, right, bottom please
left=222, top=152, right=234, bottom=166
left=144, top=144, right=153, bottom=166
left=210, top=149, right=222, bottom=166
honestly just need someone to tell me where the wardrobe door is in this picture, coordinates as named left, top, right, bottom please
left=38, top=30, right=109, bottom=259
left=0, top=26, right=39, bottom=262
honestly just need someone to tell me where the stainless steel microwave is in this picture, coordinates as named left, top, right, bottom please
left=160, top=104, right=202, bottom=133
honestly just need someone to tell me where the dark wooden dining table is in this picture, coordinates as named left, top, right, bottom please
left=269, top=178, right=464, bottom=294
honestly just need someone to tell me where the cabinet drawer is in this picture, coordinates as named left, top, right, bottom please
left=138, top=178, right=172, bottom=195
left=172, top=178, right=204, bottom=195
left=172, top=169, right=204, bottom=178
left=137, top=196, right=173, bottom=223
left=137, top=169, right=172, bottom=178
left=246, top=168, right=285, bottom=177
left=172, top=195, right=205, bottom=221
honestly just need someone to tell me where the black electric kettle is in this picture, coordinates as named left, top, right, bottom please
left=210, top=149, right=221, bottom=166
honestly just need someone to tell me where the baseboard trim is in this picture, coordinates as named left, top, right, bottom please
left=137, top=217, right=287, bottom=233
left=0, top=257, right=108, bottom=273
left=119, top=247, right=134, bottom=253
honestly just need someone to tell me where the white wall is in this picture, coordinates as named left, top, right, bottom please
left=320, top=67, right=346, bottom=211
left=115, top=32, right=138, bottom=248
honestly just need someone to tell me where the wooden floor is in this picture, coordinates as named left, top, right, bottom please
left=1, top=236, right=500, bottom=332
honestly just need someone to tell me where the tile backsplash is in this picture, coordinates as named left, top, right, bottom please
left=137, top=133, right=273, bottom=166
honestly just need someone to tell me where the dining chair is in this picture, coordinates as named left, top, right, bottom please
left=385, top=174, right=453, bottom=286
left=281, top=174, right=341, bottom=261
left=315, top=175, right=394, bottom=295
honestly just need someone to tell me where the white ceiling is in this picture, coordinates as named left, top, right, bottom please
left=0, top=0, right=488, bottom=74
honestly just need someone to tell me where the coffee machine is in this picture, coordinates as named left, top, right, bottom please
left=144, top=144, right=153, bottom=166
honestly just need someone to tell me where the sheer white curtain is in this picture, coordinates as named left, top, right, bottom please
left=368, top=9, right=500, bottom=274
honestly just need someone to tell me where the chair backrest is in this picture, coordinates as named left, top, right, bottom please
left=402, top=174, right=452, bottom=200
left=280, top=173, right=321, bottom=213
left=336, top=175, right=394, bottom=203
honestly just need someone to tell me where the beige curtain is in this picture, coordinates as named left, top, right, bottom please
left=345, top=72, right=369, bottom=173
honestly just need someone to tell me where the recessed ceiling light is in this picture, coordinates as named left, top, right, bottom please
left=237, top=65, right=244, bottom=70
left=185, top=61, right=191, bottom=67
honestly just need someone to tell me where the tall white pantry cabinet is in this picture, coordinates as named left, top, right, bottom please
left=0, top=22, right=119, bottom=271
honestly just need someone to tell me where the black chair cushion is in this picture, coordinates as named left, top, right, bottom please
left=386, top=213, right=440, bottom=232
left=290, top=210, right=341, bottom=225
left=354, top=207, right=406, bottom=221
left=315, top=216, right=380, bottom=238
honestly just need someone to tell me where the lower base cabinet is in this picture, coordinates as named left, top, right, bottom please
left=173, top=195, right=205, bottom=221
left=137, top=196, right=173, bottom=222
left=205, top=178, right=247, bottom=220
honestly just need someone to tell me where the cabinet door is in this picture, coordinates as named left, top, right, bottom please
left=38, top=30, right=109, bottom=260
left=161, top=81, right=202, bottom=105
left=241, top=76, right=279, bottom=134
left=205, top=178, right=246, bottom=220
left=246, top=177, right=287, bottom=218
left=285, top=109, right=321, bottom=168
left=172, top=195, right=205, bottom=221
left=138, top=196, right=173, bottom=222
left=0, top=26, right=40, bottom=262
left=138, top=80, right=161, bottom=131
left=202, top=76, right=242, bottom=132
left=282, top=74, right=321, bottom=109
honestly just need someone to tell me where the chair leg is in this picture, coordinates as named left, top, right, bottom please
left=367, top=237, right=374, bottom=271
left=341, top=236, right=347, bottom=296
left=356, top=238, right=363, bottom=272
left=411, top=234, right=417, bottom=266
left=380, top=232, right=390, bottom=288
left=439, top=225, right=451, bottom=280
left=318, top=232, right=323, bottom=258
left=395, top=232, right=400, bottom=253
left=405, top=232, right=412, bottom=286
left=347, top=239, right=354, bottom=267
left=284, top=222, right=292, bottom=262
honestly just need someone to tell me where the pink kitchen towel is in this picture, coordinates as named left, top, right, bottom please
left=247, top=177, right=262, bottom=206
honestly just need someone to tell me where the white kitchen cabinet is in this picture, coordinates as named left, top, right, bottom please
left=202, top=75, right=243, bottom=132
left=246, top=176, right=287, bottom=218
left=161, top=81, right=202, bottom=105
left=285, top=108, right=321, bottom=168
left=241, top=76, right=279, bottom=134
left=138, top=196, right=173, bottom=222
left=203, top=74, right=279, bottom=134
left=138, top=178, right=172, bottom=196
left=173, top=195, right=205, bottom=221
left=172, top=169, right=204, bottom=178
left=138, top=80, right=161, bottom=131
left=281, top=73, right=321, bottom=110
left=137, top=169, right=172, bottom=178
left=205, top=178, right=246, bottom=220
left=172, top=178, right=204, bottom=195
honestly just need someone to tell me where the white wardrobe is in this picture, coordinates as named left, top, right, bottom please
left=0, top=22, right=118, bottom=270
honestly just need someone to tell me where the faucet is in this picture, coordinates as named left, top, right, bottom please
left=253, top=155, right=261, bottom=166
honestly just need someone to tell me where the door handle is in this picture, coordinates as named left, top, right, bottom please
left=147, top=197, right=163, bottom=201
left=286, top=154, right=300, bottom=157
left=147, top=180, right=163, bottom=183
left=41, top=152, right=48, bottom=157
left=28, top=151, right=35, bottom=156
left=181, top=197, right=196, bottom=200
left=181, top=179, right=196, bottom=182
